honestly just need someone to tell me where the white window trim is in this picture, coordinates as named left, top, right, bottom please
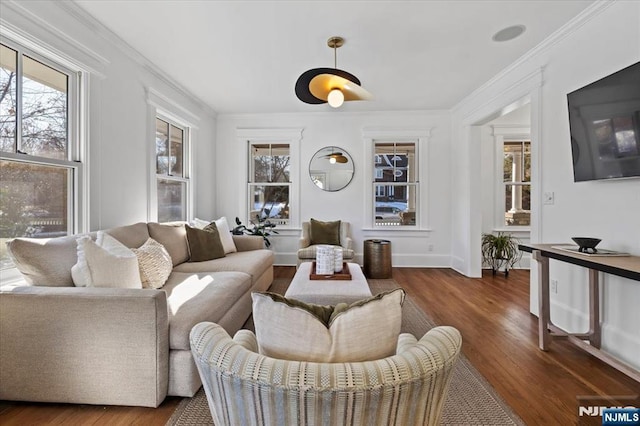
left=0, top=35, right=89, bottom=280
left=363, top=128, right=431, bottom=230
left=491, top=125, right=531, bottom=231
left=146, top=88, right=198, bottom=222
left=237, top=128, right=302, bottom=229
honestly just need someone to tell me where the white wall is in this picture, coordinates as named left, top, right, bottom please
left=215, top=111, right=452, bottom=267
left=0, top=1, right=217, bottom=231
left=452, top=1, right=640, bottom=368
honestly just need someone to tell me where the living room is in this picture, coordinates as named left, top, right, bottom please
left=1, top=0, right=639, bottom=425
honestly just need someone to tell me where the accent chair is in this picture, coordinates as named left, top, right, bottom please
left=297, top=220, right=354, bottom=266
left=190, top=322, right=462, bottom=426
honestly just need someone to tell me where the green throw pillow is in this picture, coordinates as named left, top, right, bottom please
left=309, top=218, right=341, bottom=246
left=185, top=224, right=226, bottom=262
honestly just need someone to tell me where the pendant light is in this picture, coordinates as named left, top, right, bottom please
left=295, top=36, right=373, bottom=108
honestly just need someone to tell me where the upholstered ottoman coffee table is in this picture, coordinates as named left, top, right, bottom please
left=284, top=262, right=372, bottom=305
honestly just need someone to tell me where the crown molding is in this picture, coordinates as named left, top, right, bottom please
left=452, top=0, right=615, bottom=112
left=217, top=109, right=449, bottom=121
left=55, top=0, right=217, bottom=118
left=1, top=1, right=108, bottom=77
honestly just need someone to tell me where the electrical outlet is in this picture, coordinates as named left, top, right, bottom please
left=551, top=279, right=558, bottom=294
left=427, top=244, right=434, bottom=252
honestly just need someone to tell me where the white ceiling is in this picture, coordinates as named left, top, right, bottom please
left=74, top=0, right=594, bottom=115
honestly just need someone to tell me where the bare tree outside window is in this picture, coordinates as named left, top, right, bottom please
left=249, top=144, right=290, bottom=225
left=0, top=42, right=74, bottom=269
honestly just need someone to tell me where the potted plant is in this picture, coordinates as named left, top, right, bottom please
left=232, top=216, right=278, bottom=248
left=481, top=232, right=523, bottom=276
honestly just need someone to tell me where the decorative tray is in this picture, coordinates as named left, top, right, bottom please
left=310, top=262, right=352, bottom=280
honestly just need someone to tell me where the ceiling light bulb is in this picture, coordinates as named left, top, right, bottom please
left=329, top=157, right=337, bottom=164
left=328, top=89, right=344, bottom=108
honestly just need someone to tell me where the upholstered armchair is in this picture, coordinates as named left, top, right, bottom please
left=190, top=322, right=462, bottom=426
left=297, top=220, right=354, bottom=266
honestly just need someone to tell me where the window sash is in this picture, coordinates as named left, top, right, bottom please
left=0, top=38, right=81, bottom=271
left=247, top=182, right=292, bottom=225
left=1, top=40, right=78, bottom=162
left=372, top=140, right=419, bottom=227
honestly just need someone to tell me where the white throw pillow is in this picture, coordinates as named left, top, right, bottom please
left=252, top=289, right=405, bottom=362
left=132, top=238, right=173, bottom=289
left=214, top=217, right=237, bottom=254
left=71, top=232, right=142, bottom=289
left=192, top=217, right=237, bottom=254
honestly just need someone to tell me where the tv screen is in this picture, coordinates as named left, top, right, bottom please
left=567, top=61, right=640, bottom=182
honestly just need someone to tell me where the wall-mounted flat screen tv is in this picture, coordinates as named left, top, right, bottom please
left=567, top=61, right=640, bottom=182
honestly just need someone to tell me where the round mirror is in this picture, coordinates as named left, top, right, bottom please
left=309, top=146, right=354, bottom=191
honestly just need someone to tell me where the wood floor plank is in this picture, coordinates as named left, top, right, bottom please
left=1, top=266, right=637, bottom=425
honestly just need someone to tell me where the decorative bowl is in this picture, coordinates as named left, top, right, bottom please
left=571, top=237, right=601, bottom=253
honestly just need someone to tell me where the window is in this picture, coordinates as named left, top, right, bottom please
left=373, top=142, right=418, bottom=226
left=502, top=141, right=531, bottom=226
left=0, top=40, right=82, bottom=270
left=248, top=143, right=290, bottom=226
left=155, top=117, right=189, bottom=222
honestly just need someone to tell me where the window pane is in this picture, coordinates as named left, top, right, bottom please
left=170, top=124, right=183, bottom=177
left=251, top=144, right=290, bottom=183
left=21, top=55, right=68, bottom=160
left=0, top=44, right=17, bottom=153
left=504, top=141, right=531, bottom=183
left=156, top=118, right=169, bottom=174
left=374, top=142, right=416, bottom=183
left=0, top=160, right=69, bottom=268
left=157, top=179, right=185, bottom=222
left=374, top=184, right=416, bottom=226
left=249, top=184, right=289, bottom=224
left=504, top=184, right=531, bottom=226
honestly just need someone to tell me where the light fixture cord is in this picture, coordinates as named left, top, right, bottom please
left=334, top=44, right=337, bottom=69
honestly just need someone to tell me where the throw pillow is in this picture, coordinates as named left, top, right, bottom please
left=6, top=233, right=82, bottom=286
left=309, top=218, right=341, bottom=246
left=148, top=222, right=190, bottom=266
left=185, top=224, right=226, bottom=262
left=252, top=288, right=405, bottom=362
left=191, top=217, right=237, bottom=254
left=71, top=232, right=142, bottom=289
left=131, top=238, right=173, bottom=289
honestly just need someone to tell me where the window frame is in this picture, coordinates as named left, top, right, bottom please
left=153, top=114, right=190, bottom=223
left=362, top=128, right=430, bottom=231
left=238, top=128, right=302, bottom=230
left=247, top=142, right=291, bottom=227
left=491, top=126, right=531, bottom=231
left=0, top=35, right=87, bottom=275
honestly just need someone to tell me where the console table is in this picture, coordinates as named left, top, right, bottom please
left=519, top=243, right=640, bottom=382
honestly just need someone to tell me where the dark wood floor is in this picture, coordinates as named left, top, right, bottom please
left=1, top=267, right=638, bottom=425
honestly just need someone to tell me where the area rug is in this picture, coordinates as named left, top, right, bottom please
left=167, top=278, right=525, bottom=425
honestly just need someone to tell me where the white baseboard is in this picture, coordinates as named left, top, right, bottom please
left=549, top=299, right=640, bottom=370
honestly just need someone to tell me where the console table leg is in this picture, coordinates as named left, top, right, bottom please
left=534, top=250, right=551, bottom=350
left=589, top=269, right=601, bottom=349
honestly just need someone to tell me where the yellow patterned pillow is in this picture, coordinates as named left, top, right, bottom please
left=132, top=238, right=172, bottom=289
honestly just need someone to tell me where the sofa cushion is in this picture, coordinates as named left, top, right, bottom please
left=7, top=234, right=83, bottom=286
left=148, top=222, right=189, bottom=266
left=309, top=218, right=341, bottom=246
left=132, top=238, right=173, bottom=289
left=163, top=271, right=252, bottom=350
left=104, top=222, right=150, bottom=249
left=251, top=288, right=405, bottom=362
left=172, top=249, right=273, bottom=285
left=71, top=232, right=142, bottom=289
left=185, top=225, right=225, bottom=262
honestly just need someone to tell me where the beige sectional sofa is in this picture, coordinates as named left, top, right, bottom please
left=0, top=221, right=273, bottom=407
